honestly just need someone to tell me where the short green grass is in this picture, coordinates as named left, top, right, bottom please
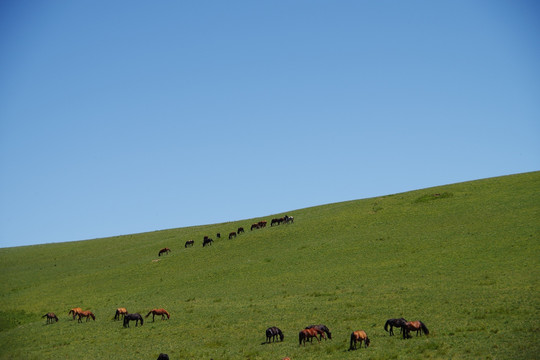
left=0, top=172, right=538, bottom=359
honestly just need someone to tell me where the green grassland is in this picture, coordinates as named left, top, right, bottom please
left=0, top=172, right=538, bottom=359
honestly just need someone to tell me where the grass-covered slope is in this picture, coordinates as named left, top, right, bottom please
left=0, top=172, right=538, bottom=359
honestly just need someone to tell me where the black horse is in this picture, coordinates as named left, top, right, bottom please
left=265, top=326, right=284, bottom=342
left=305, top=324, right=332, bottom=340
left=384, top=318, right=407, bottom=336
left=123, top=313, right=144, bottom=327
left=203, top=237, right=213, bottom=247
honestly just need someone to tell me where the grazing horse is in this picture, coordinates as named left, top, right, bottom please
left=216, top=233, right=221, bottom=238
left=384, top=318, right=407, bottom=336
left=258, top=220, right=267, bottom=228
left=271, top=218, right=284, bottom=226
left=114, top=308, right=128, bottom=320
left=157, top=354, right=169, bottom=360
left=251, top=223, right=260, bottom=231
left=306, top=324, right=332, bottom=340
left=68, top=307, right=82, bottom=320
left=158, top=247, right=171, bottom=256
left=403, top=320, right=429, bottom=338
left=42, top=313, right=59, bottom=324
left=185, top=240, right=194, bottom=248
left=123, top=313, right=144, bottom=327
left=77, top=310, right=96, bottom=323
left=284, top=215, right=294, bottom=224
left=265, top=326, right=284, bottom=342
left=146, top=308, right=170, bottom=321
left=229, top=231, right=237, bottom=239
left=203, top=237, right=213, bottom=247
left=237, top=227, right=244, bottom=234
left=299, top=328, right=324, bottom=345
left=349, top=330, right=370, bottom=350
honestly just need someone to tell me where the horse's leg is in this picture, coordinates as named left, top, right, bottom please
left=389, top=325, right=394, bottom=336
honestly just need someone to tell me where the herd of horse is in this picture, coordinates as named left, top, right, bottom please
left=151, top=216, right=293, bottom=250
left=44, top=307, right=171, bottom=328
left=263, top=319, right=428, bottom=350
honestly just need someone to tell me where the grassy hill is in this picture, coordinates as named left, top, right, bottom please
left=0, top=172, right=538, bottom=359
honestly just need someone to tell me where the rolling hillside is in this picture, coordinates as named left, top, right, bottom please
left=0, top=172, right=538, bottom=359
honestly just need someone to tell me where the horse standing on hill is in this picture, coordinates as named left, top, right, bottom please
left=146, top=308, right=170, bottom=321
left=402, top=320, right=429, bottom=338
left=42, top=313, right=59, bottom=324
left=299, top=328, right=325, bottom=345
left=265, top=326, right=284, bottom=343
left=237, top=227, right=244, bottom=234
left=229, top=231, right=237, bottom=239
left=203, top=237, right=213, bottom=247
left=68, top=307, right=82, bottom=320
left=123, top=313, right=144, bottom=327
left=349, top=330, right=370, bottom=350
left=305, top=324, right=332, bottom=340
left=114, top=308, right=128, bottom=320
left=384, top=318, right=407, bottom=336
left=185, top=240, right=194, bottom=247
left=158, top=248, right=171, bottom=256
left=77, top=310, right=95, bottom=323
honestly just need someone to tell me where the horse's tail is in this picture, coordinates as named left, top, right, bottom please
left=420, top=321, right=429, bottom=335
left=165, top=310, right=170, bottom=319
left=349, top=332, right=355, bottom=350
left=140, top=316, right=144, bottom=326
left=42, top=314, right=47, bottom=318
left=384, top=320, right=389, bottom=332
left=298, top=331, right=303, bottom=346
left=145, top=311, right=152, bottom=318
left=90, top=313, right=95, bottom=320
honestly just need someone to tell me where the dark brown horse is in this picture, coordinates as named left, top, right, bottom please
left=349, top=330, right=370, bottom=350
left=229, top=231, right=237, bottom=239
left=203, top=237, right=213, bottom=247
left=237, top=227, right=244, bottom=234
left=299, top=328, right=324, bottom=345
left=68, top=307, right=82, bottom=320
left=146, top=308, right=170, bottom=321
left=77, top=310, right=96, bottom=323
left=265, top=326, right=284, bottom=342
left=123, top=313, right=144, bottom=327
left=158, top=247, right=171, bottom=256
left=185, top=240, right=194, bottom=247
left=114, top=308, right=128, bottom=320
left=403, top=320, right=429, bottom=338
left=42, top=313, right=59, bottom=324
left=384, top=318, right=407, bottom=336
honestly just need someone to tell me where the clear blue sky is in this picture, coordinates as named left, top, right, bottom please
left=1, top=0, right=538, bottom=248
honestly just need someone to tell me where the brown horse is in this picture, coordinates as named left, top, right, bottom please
left=349, top=330, right=370, bottom=350
left=146, top=308, right=170, bottom=321
left=68, top=307, right=82, bottom=320
left=158, top=247, right=171, bottom=256
left=77, top=310, right=96, bottom=323
left=114, top=308, right=128, bottom=320
left=42, top=313, right=59, bottom=324
left=229, top=231, right=237, bottom=239
left=402, top=321, right=429, bottom=338
left=237, top=227, right=244, bottom=234
left=185, top=240, right=194, bottom=248
left=299, top=328, right=325, bottom=345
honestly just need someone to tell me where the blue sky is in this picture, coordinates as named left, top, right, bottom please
left=1, top=0, right=538, bottom=248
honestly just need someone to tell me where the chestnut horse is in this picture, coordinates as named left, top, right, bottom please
left=77, top=310, right=96, bottom=323
left=384, top=318, right=407, bottom=336
left=299, top=328, right=325, bottom=345
left=68, top=307, right=82, bottom=320
left=265, top=326, right=284, bottom=342
left=158, top=248, right=171, bottom=256
left=305, top=324, right=332, bottom=340
left=229, top=232, right=237, bottom=239
left=123, top=313, right=144, bottom=327
left=402, top=320, right=429, bottom=338
left=349, top=330, right=370, bottom=350
left=42, top=313, right=59, bottom=324
left=146, top=308, right=170, bottom=321
left=114, top=308, right=128, bottom=320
